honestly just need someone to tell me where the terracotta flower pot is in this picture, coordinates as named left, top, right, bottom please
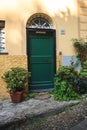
left=9, top=91, right=23, bottom=103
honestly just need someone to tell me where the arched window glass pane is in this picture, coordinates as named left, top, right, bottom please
left=27, top=16, right=53, bottom=29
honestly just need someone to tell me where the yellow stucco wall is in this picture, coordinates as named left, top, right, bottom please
left=0, top=0, right=79, bottom=55
left=0, top=0, right=79, bottom=98
left=0, top=55, right=27, bottom=98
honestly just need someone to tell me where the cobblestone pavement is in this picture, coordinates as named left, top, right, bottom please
left=25, top=100, right=86, bottom=130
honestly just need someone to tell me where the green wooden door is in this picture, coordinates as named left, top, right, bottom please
left=27, top=29, right=56, bottom=91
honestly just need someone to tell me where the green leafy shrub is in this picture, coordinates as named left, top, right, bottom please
left=55, top=66, right=77, bottom=86
left=2, top=67, right=31, bottom=92
left=75, top=61, right=87, bottom=94
left=54, top=80, right=80, bottom=101
left=72, top=38, right=87, bottom=65
left=53, top=66, right=80, bottom=101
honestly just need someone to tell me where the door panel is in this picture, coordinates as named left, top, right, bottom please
left=27, top=30, right=56, bottom=91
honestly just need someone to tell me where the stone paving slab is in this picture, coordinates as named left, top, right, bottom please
left=70, top=119, right=87, bottom=130
left=0, top=97, right=80, bottom=127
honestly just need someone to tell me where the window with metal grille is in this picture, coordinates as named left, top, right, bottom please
left=27, top=16, right=53, bottom=29
left=0, top=21, right=5, bottom=53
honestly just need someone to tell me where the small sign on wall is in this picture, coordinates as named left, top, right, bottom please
left=60, top=29, right=65, bottom=35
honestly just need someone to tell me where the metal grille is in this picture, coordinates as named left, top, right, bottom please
left=0, top=21, right=5, bottom=53
left=27, top=16, right=53, bottom=29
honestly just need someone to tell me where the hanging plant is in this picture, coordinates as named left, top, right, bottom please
left=72, top=38, right=87, bottom=65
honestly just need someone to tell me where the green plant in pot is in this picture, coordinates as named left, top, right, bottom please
left=2, top=67, right=30, bottom=103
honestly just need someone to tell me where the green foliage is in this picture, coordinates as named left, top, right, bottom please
left=54, top=80, right=80, bottom=101
left=55, top=66, right=77, bottom=85
left=24, top=93, right=35, bottom=100
left=79, top=61, right=87, bottom=80
left=72, top=38, right=87, bottom=50
left=53, top=66, right=80, bottom=101
left=75, top=61, right=87, bottom=94
left=72, top=38, right=87, bottom=65
left=79, top=71, right=87, bottom=79
left=2, top=67, right=31, bottom=92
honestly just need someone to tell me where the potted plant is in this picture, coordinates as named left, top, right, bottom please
left=2, top=67, right=30, bottom=103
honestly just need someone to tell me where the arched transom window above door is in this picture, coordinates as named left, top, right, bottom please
left=27, top=14, right=53, bottom=29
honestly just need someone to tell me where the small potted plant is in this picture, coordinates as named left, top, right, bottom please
left=2, top=67, right=30, bottom=103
